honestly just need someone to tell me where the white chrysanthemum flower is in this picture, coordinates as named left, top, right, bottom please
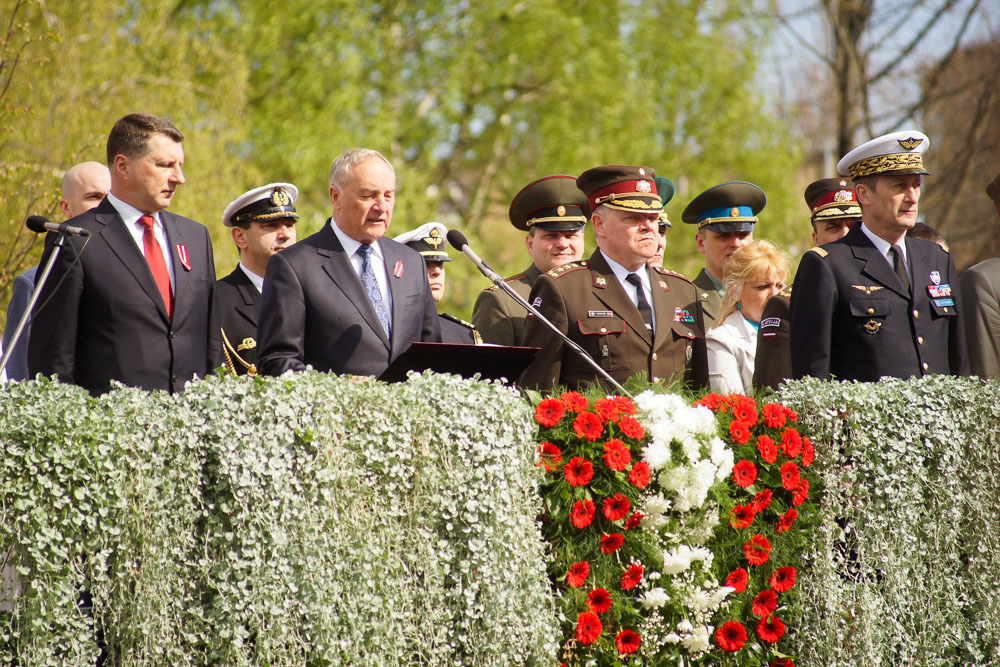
left=677, top=620, right=694, bottom=633
left=664, top=633, right=682, bottom=644
left=682, top=625, right=710, bottom=653
left=642, top=587, right=669, bottom=609
left=643, top=439, right=672, bottom=469
left=686, top=588, right=711, bottom=611
left=644, top=493, right=671, bottom=515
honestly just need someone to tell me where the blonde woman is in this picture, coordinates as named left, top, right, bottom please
left=707, top=240, right=789, bottom=394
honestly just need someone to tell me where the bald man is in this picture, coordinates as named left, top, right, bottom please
left=3, top=162, right=111, bottom=380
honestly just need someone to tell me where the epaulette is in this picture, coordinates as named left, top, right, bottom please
left=485, top=270, right=528, bottom=291
left=441, top=312, right=476, bottom=329
left=547, top=260, right=588, bottom=278
left=778, top=284, right=793, bottom=299
left=652, top=265, right=695, bottom=285
left=807, top=246, right=828, bottom=258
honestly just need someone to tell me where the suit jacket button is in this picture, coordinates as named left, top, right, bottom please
left=867, top=307, right=874, bottom=315
left=917, top=336, right=924, bottom=344
left=169, top=331, right=176, bottom=339
left=600, top=327, right=607, bottom=333
left=171, top=375, right=179, bottom=384
left=922, top=362, right=929, bottom=371
left=912, top=309, right=919, bottom=318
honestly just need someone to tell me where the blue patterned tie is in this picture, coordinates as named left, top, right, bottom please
left=357, top=244, right=391, bottom=339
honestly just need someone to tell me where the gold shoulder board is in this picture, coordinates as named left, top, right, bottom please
left=807, top=246, right=828, bottom=258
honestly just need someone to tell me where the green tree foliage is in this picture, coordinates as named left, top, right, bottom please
left=1, top=0, right=801, bottom=324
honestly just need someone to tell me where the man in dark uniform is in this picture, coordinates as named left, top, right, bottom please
left=394, top=221, right=480, bottom=344
left=519, top=165, right=708, bottom=392
left=217, top=183, right=298, bottom=375
left=959, top=173, right=1000, bottom=378
left=790, top=130, right=968, bottom=381
left=472, top=175, right=587, bottom=345
left=684, top=182, right=758, bottom=326
left=752, top=178, right=861, bottom=390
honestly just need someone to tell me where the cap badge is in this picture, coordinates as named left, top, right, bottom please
left=636, top=180, right=652, bottom=194
left=898, top=137, right=923, bottom=150
left=839, top=179, right=847, bottom=187
left=557, top=205, right=566, bottom=217
left=864, top=320, right=882, bottom=334
left=730, top=207, right=740, bottom=217
left=834, top=189, right=854, bottom=203
left=271, top=187, right=291, bottom=207
left=638, top=168, right=646, bottom=177
left=425, top=229, right=444, bottom=248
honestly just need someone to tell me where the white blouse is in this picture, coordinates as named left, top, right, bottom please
left=706, top=310, right=758, bottom=394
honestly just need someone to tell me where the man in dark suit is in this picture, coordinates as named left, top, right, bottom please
left=28, top=113, right=220, bottom=395
left=216, top=183, right=298, bottom=376
left=959, top=172, right=1000, bottom=378
left=256, top=148, right=441, bottom=377
left=790, top=130, right=967, bottom=381
left=519, top=165, right=708, bottom=392
left=752, top=177, right=861, bottom=391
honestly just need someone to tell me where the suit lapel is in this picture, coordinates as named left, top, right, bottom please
left=850, top=225, right=909, bottom=299
left=161, top=212, right=193, bottom=317
left=649, top=268, right=675, bottom=348
left=318, top=225, right=390, bottom=350
left=95, top=201, right=170, bottom=320
left=588, top=251, right=651, bottom=345
left=380, top=240, right=408, bottom=355
left=905, top=237, right=936, bottom=298
left=230, top=267, right=261, bottom=327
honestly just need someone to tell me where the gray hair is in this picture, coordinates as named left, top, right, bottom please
left=328, top=148, right=394, bottom=190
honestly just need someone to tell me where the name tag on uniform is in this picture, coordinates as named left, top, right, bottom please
left=588, top=310, right=614, bottom=318
left=927, top=284, right=952, bottom=298
left=933, top=298, right=954, bottom=307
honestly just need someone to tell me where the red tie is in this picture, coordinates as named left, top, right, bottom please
left=139, top=215, right=173, bottom=319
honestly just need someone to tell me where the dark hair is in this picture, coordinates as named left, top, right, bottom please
left=908, top=222, right=945, bottom=245
left=106, top=114, right=183, bottom=165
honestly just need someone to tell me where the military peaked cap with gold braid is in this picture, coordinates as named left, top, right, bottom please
left=804, top=178, right=862, bottom=222
left=837, top=130, right=930, bottom=180
left=681, top=181, right=765, bottom=232
left=576, top=165, right=663, bottom=214
left=222, top=182, right=299, bottom=227
left=508, top=175, right=590, bottom=231
left=393, top=221, right=451, bottom=262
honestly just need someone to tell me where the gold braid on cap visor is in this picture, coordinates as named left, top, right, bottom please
left=848, top=152, right=925, bottom=179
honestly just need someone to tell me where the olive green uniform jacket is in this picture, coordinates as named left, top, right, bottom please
left=693, top=268, right=723, bottom=328
left=471, top=264, right=541, bottom=346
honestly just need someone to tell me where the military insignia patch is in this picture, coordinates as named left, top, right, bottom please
left=674, top=307, right=695, bottom=323
left=808, top=246, right=828, bottom=258
left=927, top=284, right=952, bottom=298
left=588, top=310, right=614, bottom=318
left=636, top=180, right=652, bottom=193
left=898, top=137, right=923, bottom=150
left=532, top=296, right=542, bottom=308
left=851, top=284, right=884, bottom=295
left=863, top=320, right=881, bottom=334
left=929, top=271, right=941, bottom=285
left=271, top=187, right=291, bottom=207
left=595, top=276, right=607, bottom=287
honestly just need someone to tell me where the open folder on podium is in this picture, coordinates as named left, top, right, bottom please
left=378, top=342, right=539, bottom=384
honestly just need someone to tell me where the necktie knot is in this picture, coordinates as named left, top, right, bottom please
left=357, top=244, right=373, bottom=259
left=139, top=214, right=155, bottom=231
left=625, top=273, right=642, bottom=288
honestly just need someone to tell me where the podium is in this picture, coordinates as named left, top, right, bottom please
left=378, top=342, right=539, bottom=384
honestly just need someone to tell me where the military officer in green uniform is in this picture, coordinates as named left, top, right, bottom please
left=471, top=175, right=587, bottom=345
left=752, top=177, right=861, bottom=390
left=647, top=176, right=674, bottom=269
left=394, top=221, right=480, bottom=344
left=519, top=165, right=708, bottom=392
left=683, top=182, right=763, bottom=326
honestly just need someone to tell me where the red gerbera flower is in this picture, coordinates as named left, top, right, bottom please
left=614, top=629, right=641, bottom=654
left=559, top=391, right=589, bottom=413
left=770, top=658, right=795, bottom=667
left=726, top=567, right=748, bottom=593
left=627, top=461, right=650, bottom=489
left=694, top=392, right=727, bottom=412
left=715, top=620, right=747, bottom=652
left=729, top=420, right=751, bottom=445
left=573, top=412, right=604, bottom=441
left=732, top=459, right=757, bottom=488
left=779, top=461, right=800, bottom=491
left=775, top=507, right=797, bottom=533
left=623, top=512, right=644, bottom=530
left=618, top=415, right=645, bottom=439
left=757, top=435, right=778, bottom=464
left=586, top=587, right=612, bottom=614
left=593, top=397, right=620, bottom=423
left=534, top=398, right=565, bottom=427
left=801, top=437, right=815, bottom=466
left=780, top=428, right=802, bottom=459
left=535, top=441, right=562, bottom=472
left=575, top=611, right=602, bottom=645
left=792, top=478, right=809, bottom=506
left=603, top=439, right=631, bottom=471
left=730, top=503, right=756, bottom=529
left=751, top=488, right=772, bottom=513
left=732, top=395, right=759, bottom=425
left=566, top=561, right=589, bottom=588
left=769, top=566, right=797, bottom=593
left=600, top=533, right=624, bottom=554
left=570, top=499, right=596, bottom=529
left=756, top=614, right=786, bottom=643
left=602, top=493, right=630, bottom=522
left=619, top=562, right=643, bottom=590
left=743, top=534, right=771, bottom=566
left=784, top=406, right=798, bottom=422
left=762, top=403, right=787, bottom=429
left=752, top=589, right=778, bottom=617
left=563, top=457, right=594, bottom=487
left=612, top=396, right=636, bottom=415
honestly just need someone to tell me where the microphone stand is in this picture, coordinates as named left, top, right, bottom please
left=0, top=235, right=66, bottom=378
left=452, top=237, right=631, bottom=398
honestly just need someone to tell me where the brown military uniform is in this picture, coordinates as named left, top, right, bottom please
left=472, top=264, right=542, bottom=346
left=751, top=286, right=792, bottom=391
left=693, top=268, right=723, bottom=327
left=518, top=250, right=708, bottom=392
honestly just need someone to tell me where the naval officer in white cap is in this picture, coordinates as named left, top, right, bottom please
left=789, top=130, right=967, bottom=381
left=217, top=183, right=299, bottom=375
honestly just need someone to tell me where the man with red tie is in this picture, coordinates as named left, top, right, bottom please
left=28, top=113, right=221, bottom=395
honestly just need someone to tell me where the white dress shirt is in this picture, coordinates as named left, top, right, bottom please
left=106, top=192, right=176, bottom=289
left=329, top=218, right=393, bottom=314
left=600, top=250, right=657, bottom=333
left=860, top=222, right=909, bottom=284
left=238, top=262, right=264, bottom=294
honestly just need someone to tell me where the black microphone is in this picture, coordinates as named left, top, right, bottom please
left=26, top=215, right=90, bottom=237
left=446, top=230, right=504, bottom=284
